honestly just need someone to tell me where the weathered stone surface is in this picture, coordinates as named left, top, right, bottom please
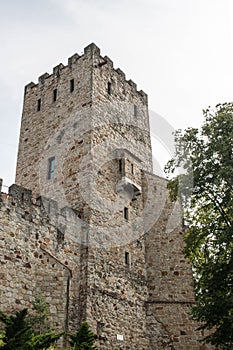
left=0, top=44, right=217, bottom=349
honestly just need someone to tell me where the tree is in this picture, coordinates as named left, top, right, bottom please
left=0, top=308, right=62, bottom=350
left=0, top=309, right=33, bottom=350
left=69, top=322, right=97, bottom=350
left=165, top=102, right=233, bottom=349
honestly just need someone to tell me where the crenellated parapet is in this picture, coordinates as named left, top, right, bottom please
left=23, top=43, right=147, bottom=102
left=8, top=184, right=32, bottom=205
left=1, top=182, right=83, bottom=242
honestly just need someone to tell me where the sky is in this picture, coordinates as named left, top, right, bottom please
left=1, top=0, right=233, bottom=188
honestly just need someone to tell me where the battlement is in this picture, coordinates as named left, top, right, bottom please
left=1, top=182, right=83, bottom=227
left=24, top=43, right=147, bottom=102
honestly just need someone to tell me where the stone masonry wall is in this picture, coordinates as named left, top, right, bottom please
left=16, top=43, right=152, bottom=214
left=0, top=176, right=217, bottom=349
left=0, top=182, right=87, bottom=346
left=6, top=43, right=218, bottom=349
left=144, top=173, right=216, bottom=350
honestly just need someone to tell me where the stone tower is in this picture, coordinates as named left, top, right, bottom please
left=6, top=43, right=214, bottom=349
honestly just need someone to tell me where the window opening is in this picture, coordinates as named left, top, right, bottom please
left=107, top=82, right=111, bottom=95
left=53, top=89, right=57, bottom=102
left=48, top=157, right=55, bottom=179
left=134, top=104, right=137, bottom=117
left=70, top=79, right=74, bottom=92
left=119, top=159, right=122, bottom=173
left=37, top=99, right=41, bottom=111
left=131, top=163, right=134, bottom=175
left=124, top=207, right=129, bottom=220
left=125, top=252, right=130, bottom=266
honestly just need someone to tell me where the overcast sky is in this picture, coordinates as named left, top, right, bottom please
left=1, top=0, right=233, bottom=188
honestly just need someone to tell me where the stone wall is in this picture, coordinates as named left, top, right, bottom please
left=1, top=43, right=218, bottom=349
left=16, top=43, right=152, bottom=213
left=144, top=173, right=216, bottom=350
left=0, top=176, right=217, bottom=349
left=0, top=183, right=83, bottom=344
left=0, top=180, right=150, bottom=348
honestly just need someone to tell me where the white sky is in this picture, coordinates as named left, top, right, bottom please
left=0, top=0, right=233, bottom=187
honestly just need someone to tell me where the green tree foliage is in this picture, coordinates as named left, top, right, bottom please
left=0, top=308, right=62, bottom=350
left=26, top=331, right=63, bottom=350
left=0, top=309, right=33, bottom=350
left=165, top=103, right=233, bottom=349
left=69, top=322, right=97, bottom=350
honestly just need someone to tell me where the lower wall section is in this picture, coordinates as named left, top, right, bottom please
left=0, top=238, right=70, bottom=333
left=146, top=303, right=216, bottom=350
left=0, top=182, right=218, bottom=349
left=87, top=288, right=149, bottom=349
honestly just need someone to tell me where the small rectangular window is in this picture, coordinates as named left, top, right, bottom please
left=124, top=207, right=129, bottom=220
left=53, top=89, right=57, bottom=102
left=131, top=163, right=134, bottom=175
left=107, top=82, right=111, bottom=95
left=48, top=157, right=55, bottom=179
left=70, top=79, right=74, bottom=92
left=119, top=159, right=122, bottom=173
left=134, top=104, right=137, bottom=117
left=125, top=252, right=130, bottom=266
left=37, top=99, right=41, bottom=111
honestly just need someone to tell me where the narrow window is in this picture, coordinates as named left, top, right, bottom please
left=125, top=252, right=130, bottom=266
left=134, top=104, right=137, bottom=117
left=119, top=159, right=122, bottom=173
left=124, top=207, right=129, bottom=220
left=48, top=157, right=55, bottom=179
left=131, top=163, right=134, bottom=175
left=70, top=79, right=74, bottom=92
left=53, top=89, right=57, bottom=102
left=107, top=82, right=111, bottom=95
left=37, top=98, right=41, bottom=111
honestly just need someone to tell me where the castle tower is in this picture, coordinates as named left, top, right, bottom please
left=16, top=43, right=152, bottom=208
left=15, top=43, right=153, bottom=349
left=12, top=44, right=215, bottom=349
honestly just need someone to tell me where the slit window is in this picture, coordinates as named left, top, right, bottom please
left=124, top=207, right=129, bottom=220
left=119, top=159, right=122, bottom=173
left=125, top=252, right=130, bottom=266
left=48, top=157, right=55, bottom=179
left=70, top=79, right=74, bottom=92
left=131, top=163, right=134, bottom=175
left=134, top=104, right=137, bottom=117
left=53, top=89, right=57, bottom=102
left=107, top=82, right=111, bottom=95
left=37, top=99, right=41, bottom=111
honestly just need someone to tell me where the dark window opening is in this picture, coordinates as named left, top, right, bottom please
left=125, top=252, right=130, bottom=266
left=119, top=159, right=122, bottom=173
left=48, top=157, right=55, bottom=179
left=124, top=207, right=129, bottom=220
left=70, top=79, right=74, bottom=92
left=37, top=99, right=41, bottom=111
left=131, top=163, right=134, bottom=175
left=53, top=89, right=57, bottom=102
left=107, top=82, right=111, bottom=95
left=134, top=104, right=137, bottom=117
